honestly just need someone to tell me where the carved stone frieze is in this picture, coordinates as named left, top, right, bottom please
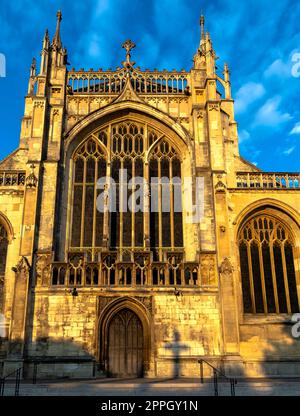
left=200, top=254, right=217, bottom=286
left=219, top=257, right=234, bottom=276
left=36, top=253, right=52, bottom=287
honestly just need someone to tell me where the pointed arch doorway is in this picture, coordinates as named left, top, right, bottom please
left=98, top=297, right=151, bottom=378
left=108, top=308, right=143, bottom=377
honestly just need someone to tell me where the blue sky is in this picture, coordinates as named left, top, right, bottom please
left=0, top=0, right=300, bottom=171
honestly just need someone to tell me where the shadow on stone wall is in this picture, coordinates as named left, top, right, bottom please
left=1, top=337, right=96, bottom=380
left=2, top=321, right=300, bottom=396
left=137, top=322, right=300, bottom=396
left=163, top=329, right=189, bottom=379
left=201, top=320, right=300, bottom=396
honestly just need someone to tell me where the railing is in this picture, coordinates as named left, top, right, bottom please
left=236, top=172, right=300, bottom=189
left=50, top=260, right=203, bottom=288
left=32, top=362, right=38, bottom=385
left=0, top=367, right=22, bottom=396
left=199, top=359, right=237, bottom=397
left=26, top=359, right=96, bottom=382
left=0, top=171, right=26, bottom=187
left=67, top=68, right=189, bottom=96
left=0, top=363, right=44, bottom=396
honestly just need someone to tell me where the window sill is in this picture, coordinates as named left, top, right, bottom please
left=241, top=314, right=294, bottom=325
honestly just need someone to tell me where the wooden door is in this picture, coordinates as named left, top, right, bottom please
left=108, top=309, right=143, bottom=377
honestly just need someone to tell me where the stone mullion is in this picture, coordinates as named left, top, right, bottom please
left=98, top=261, right=103, bottom=286
left=281, top=242, right=292, bottom=314
left=143, top=124, right=150, bottom=249
left=246, top=242, right=256, bottom=314
left=147, top=265, right=152, bottom=286
left=164, top=262, right=170, bottom=286
left=103, top=124, right=112, bottom=249
left=103, top=162, right=111, bottom=249
left=80, top=160, right=87, bottom=248
left=143, top=162, right=150, bottom=249
left=170, top=159, right=174, bottom=249
left=67, top=160, right=75, bottom=253
left=132, top=265, right=136, bottom=287
left=131, top=159, right=135, bottom=249
left=269, top=242, right=280, bottom=314
left=258, top=242, right=268, bottom=314
left=119, top=159, right=124, bottom=252
left=92, top=157, right=98, bottom=261
left=293, top=246, right=300, bottom=311
left=158, top=159, right=162, bottom=261
left=180, top=265, right=184, bottom=286
left=197, top=266, right=201, bottom=286
left=82, top=264, right=86, bottom=286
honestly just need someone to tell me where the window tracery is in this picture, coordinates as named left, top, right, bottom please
left=239, top=215, right=299, bottom=314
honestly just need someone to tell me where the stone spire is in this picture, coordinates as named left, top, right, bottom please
left=193, top=14, right=207, bottom=69
left=30, top=57, right=36, bottom=78
left=205, top=31, right=216, bottom=76
left=223, top=63, right=230, bottom=82
left=50, top=10, right=67, bottom=67
left=223, top=63, right=232, bottom=99
left=52, top=10, right=62, bottom=49
left=43, top=29, right=50, bottom=50
left=200, top=15, right=205, bottom=46
left=28, top=58, right=36, bottom=95
left=40, top=29, right=50, bottom=75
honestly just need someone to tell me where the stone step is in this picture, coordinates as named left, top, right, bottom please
left=2, top=379, right=300, bottom=396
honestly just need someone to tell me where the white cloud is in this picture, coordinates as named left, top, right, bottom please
left=239, top=129, right=250, bottom=143
left=251, top=150, right=262, bottom=159
left=87, top=33, right=101, bottom=58
left=235, top=82, right=266, bottom=114
left=95, top=0, right=109, bottom=16
left=283, top=146, right=296, bottom=155
left=264, top=59, right=292, bottom=79
left=290, top=122, right=300, bottom=135
left=254, top=96, right=293, bottom=127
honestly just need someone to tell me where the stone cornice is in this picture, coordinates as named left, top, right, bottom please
left=228, top=188, right=300, bottom=193
left=0, top=189, right=24, bottom=196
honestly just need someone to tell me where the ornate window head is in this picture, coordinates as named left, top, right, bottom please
left=70, top=120, right=183, bottom=262
left=238, top=214, right=300, bottom=315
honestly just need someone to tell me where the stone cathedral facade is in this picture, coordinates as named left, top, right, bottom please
left=1, top=12, right=300, bottom=379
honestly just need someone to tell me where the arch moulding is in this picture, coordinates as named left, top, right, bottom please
left=233, top=198, right=300, bottom=239
left=65, top=100, right=193, bottom=157
left=96, top=296, right=152, bottom=374
left=0, top=211, right=14, bottom=243
left=233, top=198, right=300, bottom=247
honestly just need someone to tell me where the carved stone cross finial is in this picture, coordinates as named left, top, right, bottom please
left=122, top=40, right=136, bottom=69
left=57, top=10, right=62, bottom=22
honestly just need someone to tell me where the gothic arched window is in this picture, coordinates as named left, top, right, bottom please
left=238, top=215, right=300, bottom=314
left=0, top=223, right=8, bottom=312
left=70, top=120, right=184, bottom=262
left=110, top=122, right=145, bottom=250
left=149, top=140, right=183, bottom=260
left=71, top=135, right=107, bottom=250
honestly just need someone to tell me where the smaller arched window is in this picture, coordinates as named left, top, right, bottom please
left=0, top=223, right=8, bottom=313
left=239, top=215, right=300, bottom=315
